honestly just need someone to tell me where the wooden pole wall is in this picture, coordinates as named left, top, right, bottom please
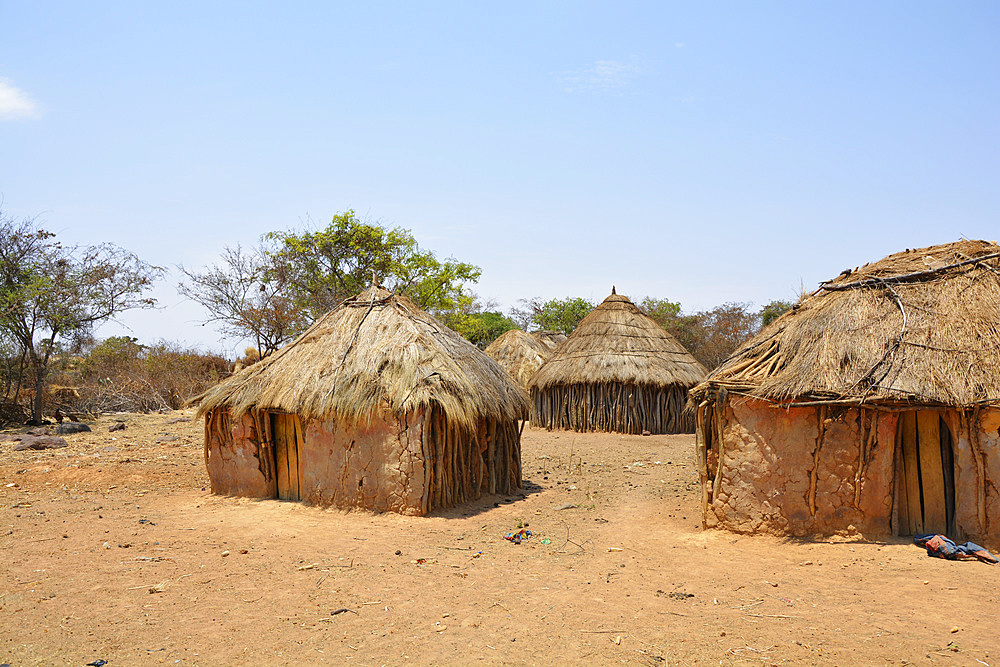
left=421, top=404, right=523, bottom=513
left=529, top=383, right=695, bottom=434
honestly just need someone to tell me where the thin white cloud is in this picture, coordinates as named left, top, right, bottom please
left=0, top=78, right=41, bottom=120
left=561, top=59, right=641, bottom=94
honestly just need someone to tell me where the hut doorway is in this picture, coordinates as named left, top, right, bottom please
left=272, top=414, right=303, bottom=501
left=896, top=411, right=956, bottom=536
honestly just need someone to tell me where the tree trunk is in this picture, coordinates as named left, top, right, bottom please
left=31, top=364, right=45, bottom=424
left=27, top=333, right=56, bottom=425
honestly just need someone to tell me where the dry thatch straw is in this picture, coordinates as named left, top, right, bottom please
left=692, top=239, right=1000, bottom=407
left=528, top=290, right=708, bottom=434
left=197, top=286, right=529, bottom=428
left=485, top=329, right=553, bottom=388
left=532, top=330, right=567, bottom=351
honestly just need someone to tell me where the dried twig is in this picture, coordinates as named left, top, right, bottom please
left=819, top=251, right=1000, bottom=292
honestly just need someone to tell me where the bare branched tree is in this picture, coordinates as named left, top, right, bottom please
left=0, top=209, right=162, bottom=423
left=178, top=245, right=305, bottom=356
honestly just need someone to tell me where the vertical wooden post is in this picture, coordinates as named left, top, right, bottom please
left=917, top=411, right=946, bottom=534
left=900, top=412, right=922, bottom=534
left=696, top=403, right=709, bottom=516
left=893, top=413, right=905, bottom=535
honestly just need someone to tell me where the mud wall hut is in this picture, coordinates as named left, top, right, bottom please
left=691, top=240, right=1000, bottom=542
left=484, top=329, right=553, bottom=388
left=197, top=287, right=528, bottom=516
left=528, top=289, right=707, bottom=434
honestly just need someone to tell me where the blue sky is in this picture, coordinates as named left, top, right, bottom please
left=2, top=2, right=998, bottom=355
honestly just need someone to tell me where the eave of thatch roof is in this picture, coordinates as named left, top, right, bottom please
left=693, top=239, right=1000, bottom=408
left=527, top=292, right=708, bottom=390
left=484, top=329, right=552, bottom=388
left=196, top=287, right=529, bottom=428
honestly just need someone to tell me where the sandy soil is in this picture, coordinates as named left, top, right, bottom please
left=1, top=411, right=998, bottom=666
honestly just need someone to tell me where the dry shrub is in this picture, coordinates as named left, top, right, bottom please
left=71, top=338, right=231, bottom=413
left=140, top=343, right=229, bottom=409
left=0, top=399, right=28, bottom=423
left=232, top=347, right=260, bottom=372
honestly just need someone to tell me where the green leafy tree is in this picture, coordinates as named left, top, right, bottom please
left=265, top=210, right=480, bottom=322
left=181, top=211, right=482, bottom=351
left=640, top=296, right=704, bottom=358
left=760, top=299, right=793, bottom=327
left=432, top=291, right=516, bottom=348
left=527, top=297, right=595, bottom=335
left=0, top=210, right=161, bottom=423
left=639, top=297, right=682, bottom=323
left=452, top=311, right=518, bottom=349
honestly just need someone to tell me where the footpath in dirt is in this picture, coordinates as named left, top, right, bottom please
left=1, top=411, right=998, bottom=665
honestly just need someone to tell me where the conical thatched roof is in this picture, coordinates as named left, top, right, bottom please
left=532, top=330, right=567, bottom=351
left=694, top=239, right=1000, bottom=407
left=485, top=329, right=552, bottom=388
left=528, top=291, right=708, bottom=390
left=197, top=287, right=529, bottom=428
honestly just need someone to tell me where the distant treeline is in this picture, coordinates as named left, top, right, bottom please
left=1, top=206, right=791, bottom=424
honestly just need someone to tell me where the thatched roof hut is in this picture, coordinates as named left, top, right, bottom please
left=528, top=289, right=707, bottom=434
left=532, top=330, right=567, bottom=351
left=484, top=329, right=553, bottom=389
left=691, top=240, right=1000, bottom=542
left=197, top=286, right=528, bottom=515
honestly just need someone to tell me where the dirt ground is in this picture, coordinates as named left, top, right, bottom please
left=1, top=412, right=998, bottom=666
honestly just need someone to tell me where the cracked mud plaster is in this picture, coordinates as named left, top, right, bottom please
left=206, top=412, right=275, bottom=498
left=298, top=411, right=426, bottom=515
left=706, top=398, right=894, bottom=537
left=976, top=409, right=1000, bottom=538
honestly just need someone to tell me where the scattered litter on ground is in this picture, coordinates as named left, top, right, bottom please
left=412, top=558, right=438, bottom=565
left=504, top=529, right=532, bottom=544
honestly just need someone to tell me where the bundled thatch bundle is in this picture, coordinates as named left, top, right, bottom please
left=691, top=240, right=1000, bottom=540
left=484, top=329, right=553, bottom=388
left=198, top=286, right=528, bottom=515
left=532, top=330, right=567, bottom=351
left=693, top=239, right=1000, bottom=407
left=528, top=290, right=708, bottom=434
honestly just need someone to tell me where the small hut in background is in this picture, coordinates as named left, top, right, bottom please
left=197, top=287, right=528, bottom=516
left=528, top=289, right=707, bottom=434
left=533, top=330, right=567, bottom=351
left=485, top=329, right=553, bottom=388
left=691, top=240, right=1000, bottom=542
